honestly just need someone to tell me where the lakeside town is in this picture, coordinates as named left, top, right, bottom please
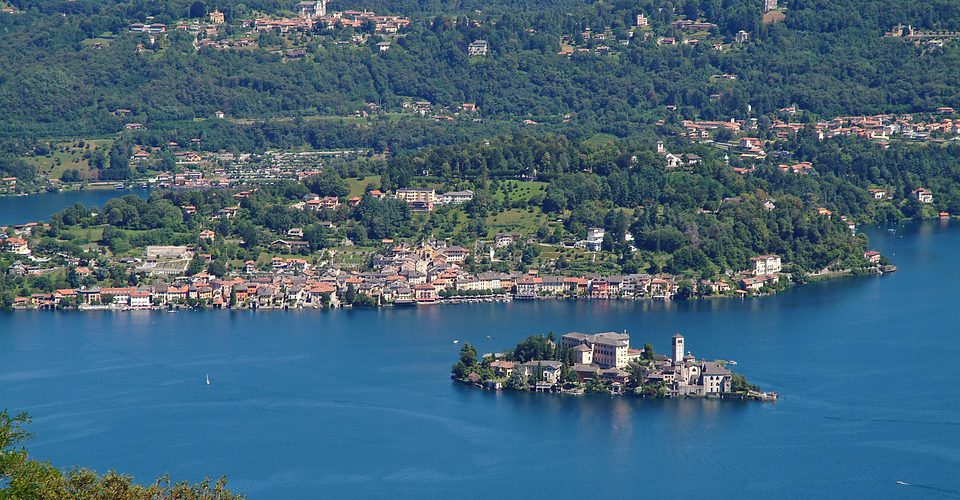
left=1, top=210, right=893, bottom=311
left=452, top=331, right=777, bottom=400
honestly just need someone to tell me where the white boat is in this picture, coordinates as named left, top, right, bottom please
left=453, top=340, right=460, bottom=344
left=896, top=481, right=910, bottom=486
left=205, top=374, right=211, bottom=385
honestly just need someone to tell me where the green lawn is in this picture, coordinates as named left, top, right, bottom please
left=492, top=180, right=547, bottom=205
left=485, top=208, right=550, bottom=236
left=345, top=175, right=382, bottom=198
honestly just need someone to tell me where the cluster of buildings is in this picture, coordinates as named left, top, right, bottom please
left=246, top=2, right=411, bottom=35
left=131, top=148, right=368, bottom=188
left=393, top=188, right=474, bottom=212
left=486, top=332, right=756, bottom=398
left=6, top=224, right=803, bottom=310
left=886, top=24, right=960, bottom=48
left=682, top=111, right=960, bottom=150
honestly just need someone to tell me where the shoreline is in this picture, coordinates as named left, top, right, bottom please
left=8, top=269, right=897, bottom=312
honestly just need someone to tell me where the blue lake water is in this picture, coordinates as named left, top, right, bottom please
left=1, top=221, right=958, bottom=498
left=0, top=189, right=148, bottom=226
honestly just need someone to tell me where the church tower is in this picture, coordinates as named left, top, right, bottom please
left=672, top=333, right=684, bottom=365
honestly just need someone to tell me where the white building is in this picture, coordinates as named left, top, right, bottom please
left=586, top=227, right=605, bottom=251
left=438, top=190, right=474, bottom=204
left=749, top=254, right=782, bottom=275
left=468, top=40, right=489, bottom=56
left=296, top=0, right=326, bottom=18
left=562, top=332, right=630, bottom=368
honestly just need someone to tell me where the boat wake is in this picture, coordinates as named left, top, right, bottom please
left=895, top=480, right=960, bottom=495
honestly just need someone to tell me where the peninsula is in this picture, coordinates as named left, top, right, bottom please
left=452, top=332, right=776, bottom=400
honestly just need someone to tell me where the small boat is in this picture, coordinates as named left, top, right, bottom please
left=205, top=374, right=211, bottom=385
left=896, top=481, right=910, bottom=486
left=453, top=340, right=460, bottom=344
left=727, top=360, right=738, bottom=366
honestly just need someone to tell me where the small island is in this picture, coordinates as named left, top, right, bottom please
left=452, top=332, right=776, bottom=400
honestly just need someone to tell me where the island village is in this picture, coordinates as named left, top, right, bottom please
left=452, top=331, right=776, bottom=400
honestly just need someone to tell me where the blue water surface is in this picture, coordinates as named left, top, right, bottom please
left=0, top=221, right=958, bottom=499
left=0, top=189, right=148, bottom=226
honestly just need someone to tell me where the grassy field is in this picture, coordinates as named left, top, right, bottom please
left=329, top=246, right=376, bottom=269
left=24, top=139, right=113, bottom=181
left=492, top=180, right=547, bottom=205
left=344, top=175, right=382, bottom=198
left=485, top=208, right=551, bottom=236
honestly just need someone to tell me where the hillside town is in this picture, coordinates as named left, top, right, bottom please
left=128, top=1, right=412, bottom=53
left=453, top=331, right=777, bottom=400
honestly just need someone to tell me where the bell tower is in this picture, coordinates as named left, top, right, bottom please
left=672, top=333, right=684, bottom=365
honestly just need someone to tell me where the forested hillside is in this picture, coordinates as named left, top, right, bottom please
left=3, top=0, right=960, bottom=280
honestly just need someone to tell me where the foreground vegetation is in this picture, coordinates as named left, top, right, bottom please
left=0, top=410, right=242, bottom=499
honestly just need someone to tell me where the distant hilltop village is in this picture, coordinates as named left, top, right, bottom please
left=452, top=332, right=777, bottom=400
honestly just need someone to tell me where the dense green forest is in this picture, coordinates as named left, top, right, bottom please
left=3, top=0, right=960, bottom=279
left=2, top=0, right=960, bottom=140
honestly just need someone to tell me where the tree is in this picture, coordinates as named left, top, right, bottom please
left=642, top=343, right=655, bottom=360
left=458, top=343, right=478, bottom=367
left=512, top=335, right=554, bottom=362
left=0, top=410, right=241, bottom=498
left=304, top=170, right=349, bottom=198
left=505, top=369, right=527, bottom=390
left=186, top=255, right=205, bottom=276
left=189, top=1, right=206, bottom=18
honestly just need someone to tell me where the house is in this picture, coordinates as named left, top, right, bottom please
left=2, top=237, right=30, bottom=255
left=495, top=232, right=519, bottom=248
left=209, top=9, right=225, bottom=24
left=740, top=274, right=779, bottom=291
left=270, top=239, right=309, bottom=251
left=129, top=290, right=152, bottom=308
left=700, top=362, right=732, bottom=394
left=868, top=188, right=889, bottom=200
left=468, top=39, right=489, bottom=56
left=864, top=250, right=881, bottom=264
left=514, top=275, right=541, bottom=299
left=520, top=360, right=563, bottom=384
left=439, top=246, right=469, bottom=263
left=913, top=188, right=933, bottom=204
left=749, top=255, right=782, bottom=275
left=490, top=360, right=516, bottom=377
left=395, top=188, right=436, bottom=204
left=585, top=227, right=604, bottom=251
left=438, top=190, right=474, bottom=204
left=321, top=196, right=340, bottom=210
left=414, top=284, right=438, bottom=303
left=561, top=332, right=630, bottom=368
left=198, top=230, right=215, bottom=241
left=297, top=0, right=326, bottom=18
left=735, top=30, right=750, bottom=43
left=635, top=13, right=648, bottom=27
left=376, top=41, right=391, bottom=52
